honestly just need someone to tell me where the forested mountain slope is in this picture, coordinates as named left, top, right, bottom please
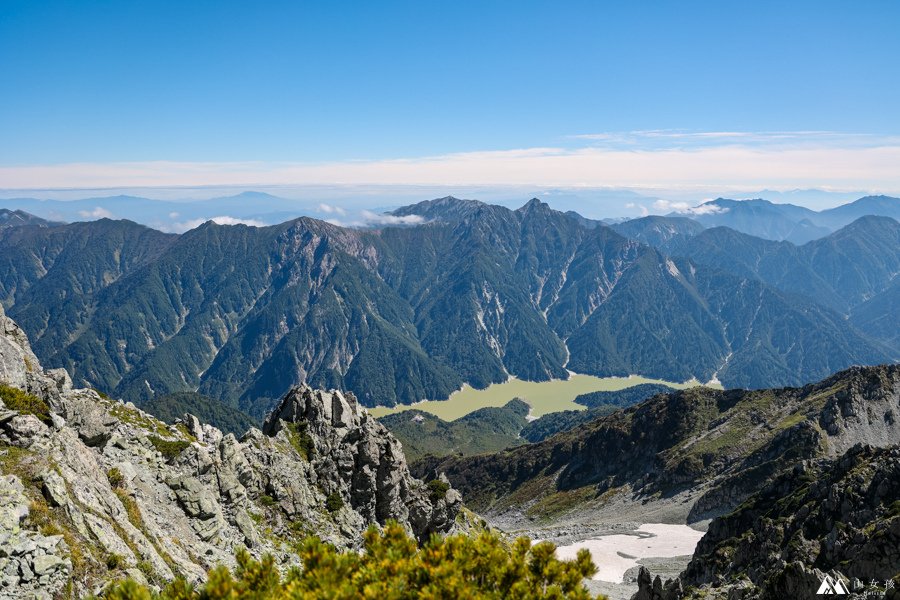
left=0, top=199, right=893, bottom=416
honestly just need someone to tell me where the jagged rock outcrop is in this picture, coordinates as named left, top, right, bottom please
left=263, top=385, right=461, bottom=540
left=0, top=474, right=71, bottom=599
left=0, top=306, right=71, bottom=412
left=0, top=304, right=461, bottom=598
left=631, top=444, right=900, bottom=600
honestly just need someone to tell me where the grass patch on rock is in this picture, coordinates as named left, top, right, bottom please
left=108, top=402, right=170, bottom=437
left=524, top=485, right=598, bottom=520
left=284, top=422, right=315, bottom=461
left=0, top=384, right=51, bottom=423
left=107, top=468, right=126, bottom=489
left=0, top=443, right=34, bottom=480
left=426, top=479, right=450, bottom=502
left=325, top=492, right=344, bottom=513
left=147, top=436, right=190, bottom=461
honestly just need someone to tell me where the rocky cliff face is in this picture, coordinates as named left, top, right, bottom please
left=262, top=385, right=461, bottom=540
left=0, top=305, right=460, bottom=599
left=633, top=444, right=900, bottom=600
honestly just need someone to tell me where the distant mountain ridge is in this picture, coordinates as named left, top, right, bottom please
left=662, top=195, right=900, bottom=243
left=4, top=191, right=898, bottom=241
left=388, top=195, right=487, bottom=222
left=655, top=217, right=900, bottom=363
left=0, top=192, right=317, bottom=232
left=0, top=208, right=63, bottom=228
left=0, top=197, right=895, bottom=417
left=610, top=215, right=705, bottom=247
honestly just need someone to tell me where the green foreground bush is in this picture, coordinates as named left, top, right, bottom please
left=102, top=521, right=602, bottom=599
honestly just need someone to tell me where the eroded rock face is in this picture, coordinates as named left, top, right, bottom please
left=263, top=385, right=461, bottom=541
left=0, top=304, right=43, bottom=395
left=0, top=306, right=462, bottom=597
left=632, top=444, right=900, bottom=600
left=0, top=475, right=72, bottom=600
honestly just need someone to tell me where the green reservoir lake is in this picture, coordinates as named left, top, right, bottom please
left=369, top=373, right=719, bottom=421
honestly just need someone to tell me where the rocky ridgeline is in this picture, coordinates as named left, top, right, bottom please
left=633, top=445, right=900, bottom=600
left=436, top=364, right=900, bottom=520
left=0, top=304, right=461, bottom=599
left=687, top=364, right=900, bottom=522
left=627, top=366, right=900, bottom=599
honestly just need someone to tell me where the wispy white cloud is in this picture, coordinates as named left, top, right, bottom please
left=359, top=210, right=425, bottom=226
left=170, top=215, right=266, bottom=233
left=323, top=210, right=427, bottom=228
left=688, top=203, right=729, bottom=215
left=317, top=203, right=347, bottom=215
left=569, top=130, right=899, bottom=148
left=653, top=199, right=690, bottom=212
left=624, top=202, right=649, bottom=217
left=3, top=132, right=900, bottom=193
left=78, top=206, right=114, bottom=219
left=652, top=199, right=729, bottom=215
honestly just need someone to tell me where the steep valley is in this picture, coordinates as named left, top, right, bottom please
left=416, top=366, right=900, bottom=524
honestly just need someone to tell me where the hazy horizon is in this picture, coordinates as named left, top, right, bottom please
left=3, top=3, right=899, bottom=200
left=1, top=183, right=894, bottom=234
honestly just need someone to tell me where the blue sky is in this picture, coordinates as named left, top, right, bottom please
left=1, top=1, right=899, bottom=197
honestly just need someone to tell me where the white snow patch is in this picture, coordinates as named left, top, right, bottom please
left=555, top=523, right=705, bottom=583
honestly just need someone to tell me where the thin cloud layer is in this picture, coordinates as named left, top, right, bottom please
left=320, top=210, right=427, bottom=228
left=568, top=130, right=900, bottom=148
left=359, top=211, right=425, bottom=226
left=78, top=206, right=114, bottom=219
left=652, top=199, right=729, bottom=215
left=317, top=203, right=348, bottom=215
left=3, top=132, right=900, bottom=193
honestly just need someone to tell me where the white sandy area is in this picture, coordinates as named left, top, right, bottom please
left=554, top=523, right=705, bottom=583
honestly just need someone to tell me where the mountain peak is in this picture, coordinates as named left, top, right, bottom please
left=516, top=198, right=551, bottom=213
left=823, top=213, right=900, bottom=241
left=821, top=195, right=900, bottom=216
left=848, top=194, right=898, bottom=204
left=388, top=196, right=485, bottom=222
